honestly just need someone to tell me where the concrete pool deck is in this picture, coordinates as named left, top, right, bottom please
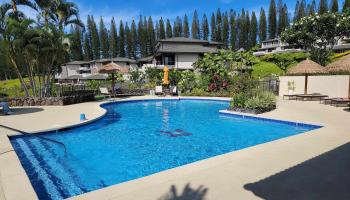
left=0, top=96, right=349, bottom=200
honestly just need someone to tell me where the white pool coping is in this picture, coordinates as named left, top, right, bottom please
left=1, top=96, right=349, bottom=200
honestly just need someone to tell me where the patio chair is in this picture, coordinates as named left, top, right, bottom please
left=0, top=101, right=13, bottom=115
left=170, top=86, right=178, bottom=96
left=330, top=98, right=350, bottom=107
left=295, top=93, right=328, bottom=101
left=155, top=86, right=163, bottom=95
left=99, top=87, right=111, bottom=98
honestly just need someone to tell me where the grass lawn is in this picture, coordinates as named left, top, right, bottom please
left=0, top=78, right=26, bottom=97
left=251, top=61, right=284, bottom=79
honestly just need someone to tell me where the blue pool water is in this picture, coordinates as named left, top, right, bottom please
left=10, top=99, right=321, bottom=199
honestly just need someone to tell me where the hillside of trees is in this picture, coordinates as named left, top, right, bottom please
left=69, top=0, right=350, bottom=61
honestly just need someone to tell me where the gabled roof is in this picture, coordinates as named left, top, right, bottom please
left=157, top=45, right=219, bottom=54
left=158, top=37, right=222, bottom=45
left=137, top=56, right=154, bottom=62
left=64, top=61, right=89, bottom=65
left=158, top=37, right=209, bottom=43
left=90, top=57, right=137, bottom=64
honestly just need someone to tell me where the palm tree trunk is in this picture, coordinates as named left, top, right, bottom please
left=11, top=0, right=17, bottom=12
left=9, top=57, right=30, bottom=97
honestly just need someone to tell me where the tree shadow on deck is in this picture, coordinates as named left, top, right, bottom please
left=1, top=107, right=44, bottom=116
left=159, top=183, right=208, bottom=200
left=244, top=142, right=350, bottom=200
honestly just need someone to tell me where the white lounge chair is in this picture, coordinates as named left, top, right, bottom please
left=155, top=86, right=163, bottom=95
left=99, top=87, right=111, bottom=98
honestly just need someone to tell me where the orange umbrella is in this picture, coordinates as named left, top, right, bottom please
left=163, top=66, right=170, bottom=85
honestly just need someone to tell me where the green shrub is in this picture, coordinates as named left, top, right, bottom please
left=230, top=90, right=276, bottom=113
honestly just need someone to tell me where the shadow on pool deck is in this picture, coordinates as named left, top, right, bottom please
left=244, top=142, right=350, bottom=200
left=1, top=107, right=44, bottom=116
left=158, top=183, right=208, bottom=200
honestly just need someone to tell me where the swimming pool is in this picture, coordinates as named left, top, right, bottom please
left=10, top=99, right=321, bottom=199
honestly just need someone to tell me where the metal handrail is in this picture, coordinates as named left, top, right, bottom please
left=0, top=124, right=67, bottom=154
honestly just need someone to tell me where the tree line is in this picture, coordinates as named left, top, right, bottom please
left=70, top=0, right=350, bottom=62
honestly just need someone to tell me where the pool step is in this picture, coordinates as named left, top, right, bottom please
left=16, top=138, right=64, bottom=200
left=28, top=138, right=84, bottom=198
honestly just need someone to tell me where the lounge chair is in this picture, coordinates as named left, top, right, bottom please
left=0, top=101, right=13, bottom=115
left=295, top=93, right=328, bottom=101
left=99, top=87, right=111, bottom=98
left=170, top=86, right=178, bottom=96
left=330, top=98, right=350, bottom=107
left=155, top=86, right=163, bottom=95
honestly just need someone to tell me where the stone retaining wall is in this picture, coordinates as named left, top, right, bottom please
left=8, top=94, right=95, bottom=106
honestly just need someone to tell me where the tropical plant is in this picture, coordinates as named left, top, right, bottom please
left=178, top=70, right=196, bottom=93
left=260, top=52, right=308, bottom=72
left=129, top=68, right=145, bottom=86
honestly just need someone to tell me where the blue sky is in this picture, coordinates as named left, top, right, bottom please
left=0, top=0, right=346, bottom=25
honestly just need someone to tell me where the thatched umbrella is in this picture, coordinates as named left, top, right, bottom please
left=287, top=59, right=326, bottom=94
left=98, top=62, right=129, bottom=96
left=325, top=54, right=350, bottom=98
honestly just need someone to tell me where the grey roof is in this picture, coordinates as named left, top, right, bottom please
left=333, top=44, right=350, bottom=50
left=137, top=56, right=154, bottom=62
left=84, top=74, right=107, bottom=80
left=158, top=45, right=219, bottom=54
left=64, top=61, right=89, bottom=65
left=159, top=37, right=210, bottom=43
left=262, top=38, right=281, bottom=43
left=90, top=57, right=137, bottom=64
left=66, top=75, right=83, bottom=80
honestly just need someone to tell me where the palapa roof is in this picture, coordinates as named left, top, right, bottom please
left=98, top=62, right=129, bottom=74
left=287, top=59, right=326, bottom=75
left=325, top=54, right=350, bottom=74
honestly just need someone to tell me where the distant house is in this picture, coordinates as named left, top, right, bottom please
left=142, top=37, right=222, bottom=70
left=333, top=37, right=350, bottom=53
left=253, top=38, right=304, bottom=56
left=56, top=57, right=137, bottom=83
left=56, top=61, right=91, bottom=80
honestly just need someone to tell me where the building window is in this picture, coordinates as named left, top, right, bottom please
left=164, top=55, right=175, bottom=65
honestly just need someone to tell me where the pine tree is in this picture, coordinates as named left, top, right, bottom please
left=294, top=1, right=300, bottom=21
left=119, top=20, right=125, bottom=57
left=173, top=16, right=183, bottom=37
left=222, top=12, right=229, bottom=48
left=308, top=0, right=317, bottom=15
left=238, top=9, right=246, bottom=49
left=259, top=8, right=267, bottom=42
left=130, top=20, right=137, bottom=59
left=268, top=0, right=277, bottom=39
left=137, top=16, right=144, bottom=57
left=142, top=16, right=149, bottom=57
left=147, top=16, right=156, bottom=55
left=210, top=13, right=216, bottom=41
left=125, top=22, right=131, bottom=58
left=330, top=0, right=339, bottom=12
left=83, top=33, right=93, bottom=61
left=192, top=10, right=200, bottom=39
left=166, top=19, right=173, bottom=38
left=297, top=0, right=306, bottom=19
left=109, top=17, right=118, bottom=58
left=343, top=0, right=350, bottom=12
left=229, top=10, right=236, bottom=49
left=99, top=17, right=109, bottom=59
left=202, top=14, right=209, bottom=40
left=159, top=17, right=165, bottom=39
left=155, top=21, right=160, bottom=41
left=216, top=8, right=222, bottom=42
left=183, top=15, right=190, bottom=38
left=87, top=15, right=100, bottom=59
left=245, top=11, right=250, bottom=49
left=319, top=0, right=328, bottom=14
left=278, top=3, right=288, bottom=34
left=250, top=11, right=258, bottom=48
left=70, top=25, right=83, bottom=60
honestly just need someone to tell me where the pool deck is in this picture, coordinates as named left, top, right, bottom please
left=1, top=96, right=350, bottom=200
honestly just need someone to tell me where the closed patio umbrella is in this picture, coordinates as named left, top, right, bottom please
left=287, top=59, right=326, bottom=94
left=325, top=54, right=350, bottom=98
left=98, top=62, right=129, bottom=96
left=163, top=66, right=170, bottom=85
